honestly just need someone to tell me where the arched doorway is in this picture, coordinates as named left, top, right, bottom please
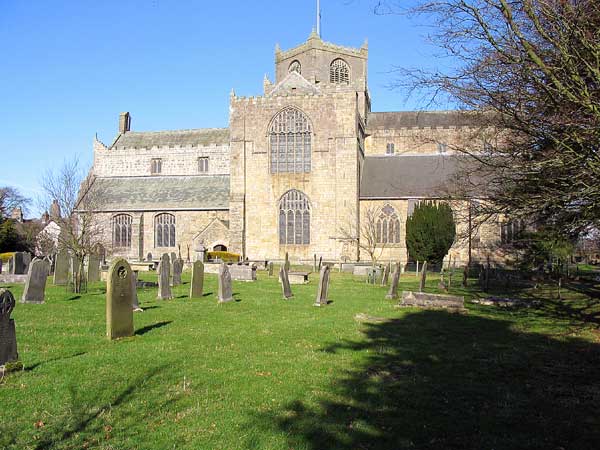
left=213, top=244, right=227, bottom=252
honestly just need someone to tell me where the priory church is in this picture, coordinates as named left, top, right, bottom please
left=87, top=29, right=504, bottom=265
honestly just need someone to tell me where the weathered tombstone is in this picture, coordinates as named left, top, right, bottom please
left=146, top=252, right=153, bottom=262
left=415, top=260, right=419, bottom=278
left=318, top=256, right=323, bottom=270
left=419, top=261, right=428, bottom=292
left=106, top=258, right=134, bottom=339
left=0, top=259, right=3, bottom=274
left=170, top=252, right=177, bottom=267
left=400, top=290, right=465, bottom=311
left=0, top=289, right=19, bottom=368
left=190, top=260, right=204, bottom=298
left=12, top=252, right=26, bottom=275
left=21, top=258, right=48, bottom=304
left=22, top=252, right=32, bottom=274
left=7, top=256, right=14, bottom=274
left=313, top=254, right=317, bottom=272
left=157, top=253, right=173, bottom=300
left=53, top=250, right=69, bottom=285
left=171, top=258, right=183, bottom=286
left=386, top=265, right=401, bottom=299
left=43, top=256, right=52, bottom=276
left=381, top=264, right=390, bottom=286
left=279, top=266, right=293, bottom=299
left=284, top=252, right=291, bottom=272
left=132, top=271, right=143, bottom=312
left=462, top=265, right=469, bottom=287
left=314, top=265, right=331, bottom=306
left=268, top=262, right=274, bottom=277
left=87, top=253, right=101, bottom=283
left=218, top=263, right=233, bottom=303
left=229, top=264, right=257, bottom=281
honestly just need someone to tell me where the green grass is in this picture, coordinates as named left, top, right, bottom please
left=1, top=268, right=600, bottom=449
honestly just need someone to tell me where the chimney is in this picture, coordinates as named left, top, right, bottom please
left=50, top=199, right=61, bottom=219
left=119, top=112, right=131, bottom=134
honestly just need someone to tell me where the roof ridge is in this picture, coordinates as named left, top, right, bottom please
left=124, top=127, right=229, bottom=134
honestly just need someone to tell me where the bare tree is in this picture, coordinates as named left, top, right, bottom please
left=339, top=205, right=387, bottom=265
left=39, top=159, right=107, bottom=293
left=381, top=0, right=600, bottom=236
left=0, top=186, right=29, bottom=218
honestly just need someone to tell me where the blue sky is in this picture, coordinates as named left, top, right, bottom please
left=0, top=0, right=440, bottom=215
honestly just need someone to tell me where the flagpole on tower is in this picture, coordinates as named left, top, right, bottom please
left=316, top=0, right=321, bottom=36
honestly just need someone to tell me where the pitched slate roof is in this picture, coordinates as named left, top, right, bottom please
left=360, top=154, right=472, bottom=199
left=268, top=71, right=321, bottom=97
left=82, top=175, right=230, bottom=212
left=111, top=128, right=229, bottom=149
left=367, top=111, right=481, bottom=130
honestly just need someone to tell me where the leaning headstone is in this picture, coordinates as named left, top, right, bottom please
left=157, top=253, right=173, bottom=300
left=0, top=289, right=20, bottom=369
left=279, top=266, right=293, bottom=299
left=381, top=264, right=390, bottom=286
left=87, top=253, right=101, bottom=283
left=132, top=271, right=143, bottom=312
left=318, top=256, right=323, bottom=270
left=21, top=258, right=48, bottom=304
left=190, top=261, right=204, bottom=298
left=268, top=262, right=274, bottom=277
left=386, top=265, right=401, bottom=299
left=314, top=265, right=331, bottom=307
left=171, top=258, right=183, bottom=286
left=22, top=252, right=32, bottom=274
left=53, top=250, right=69, bottom=285
left=284, top=252, right=290, bottom=272
left=218, top=263, right=233, bottom=303
left=106, top=258, right=134, bottom=340
left=419, top=261, right=428, bottom=292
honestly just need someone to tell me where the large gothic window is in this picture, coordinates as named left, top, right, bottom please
left=112, top=214, right=132, bottom=248
left=376, top=204, right=401, bottom=244
left=279, top=190, right=310, bottom=245
left=269, top=107, right=312, bottom=173
left=155, top=213, right=176, bottom=247
left=330, top=58, right=350, bottom=84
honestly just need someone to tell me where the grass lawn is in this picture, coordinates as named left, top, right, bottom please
left=1, top=267, right=600, bottom=449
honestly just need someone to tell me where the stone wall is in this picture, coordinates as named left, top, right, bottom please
left=93, top=139, right=230, bottom=177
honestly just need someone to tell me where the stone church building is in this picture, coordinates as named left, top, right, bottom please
left=87, top=31, right=503, bottom=265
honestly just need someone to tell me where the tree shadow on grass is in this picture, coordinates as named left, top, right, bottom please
left=248, top=311, right=600, bottom=450
left=135, top=321, right=172, bottom=336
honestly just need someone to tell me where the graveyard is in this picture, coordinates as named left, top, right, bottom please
left=1, top=266, right=600, bottom=449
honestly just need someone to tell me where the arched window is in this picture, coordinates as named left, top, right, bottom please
left=269, top=107, right=312, bottom=173
left=288, top=60, right=301, bottom=74
left=279, top=190, right=310, bottom=245
left=376, top=204, right=401, bottom=244
left=155, top=213, right=176, bottom=247
left=112, top=214, right=132, bottom=248
left=330, top=58, right=349, bottom=84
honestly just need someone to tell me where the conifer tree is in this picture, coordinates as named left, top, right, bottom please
left=406, top=201, right=455, bottom=264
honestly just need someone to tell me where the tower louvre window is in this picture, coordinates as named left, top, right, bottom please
left=151, top=158, right=162, bottom=174
left=198, top=157, right=209, bottom=173
left=288, top=60, right=301, bottom=74
left=330, top=58, right=349, bottom=84
left=386, top=143, right=395, bottom=154
left=269, top=107, right=312, bottom=173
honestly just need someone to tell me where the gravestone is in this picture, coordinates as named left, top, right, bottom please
left=12, top=252, right=26, bottom=275
left=190, top=261, right=204, bottom=298
left=0, top=259, right=2, bottom=274
left=146, top=252, right=153, bottom=262
left=284, top=252, right=290, bottom=272
left=386, top=265, right=401, bottom=300
left=21, top=258, right=48, bottom=304
left=318, top=256, right=323, bottom=270
left=381, top=264, right=390, bottom=286
left=157, top=253, right=173, bottom=300
left=400, top=291, right=465, bottom=311
left=279, top=266, right=293, bottom=299
left=172, top=258, right=183, bottom=286
left=314, top=265, right=331, bottom=307
left=313, top=254, right=317, bottom=272
left=106, top=258, right=134, bottom=339
left=87, top=254, right=101, bottom=283
left=0, top=289, right=19, bottom=367
left=43, top=256, right=52, bottom=276
left=268, top=262, right=274, bottom=277
left=7, top=256, right=14, bottom=274
left=132, top=271, right=143, bottom=312
left=419, top=261, right=428, bottom=292
left=218, top=263, right=233, bottom=303
left=170, top=252, right=177, bottom=267
left=53, top=250, right=69, bottom=285
left=22, top=252, right=32, bottom=274
left=229, top=264, right=257, bottom=281
left=288, top=272, right=310, bottom=284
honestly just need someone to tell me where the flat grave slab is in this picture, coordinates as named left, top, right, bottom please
left=399, top=291, right=465, bottom=311
left=288, top=271, right=310, bottom=284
